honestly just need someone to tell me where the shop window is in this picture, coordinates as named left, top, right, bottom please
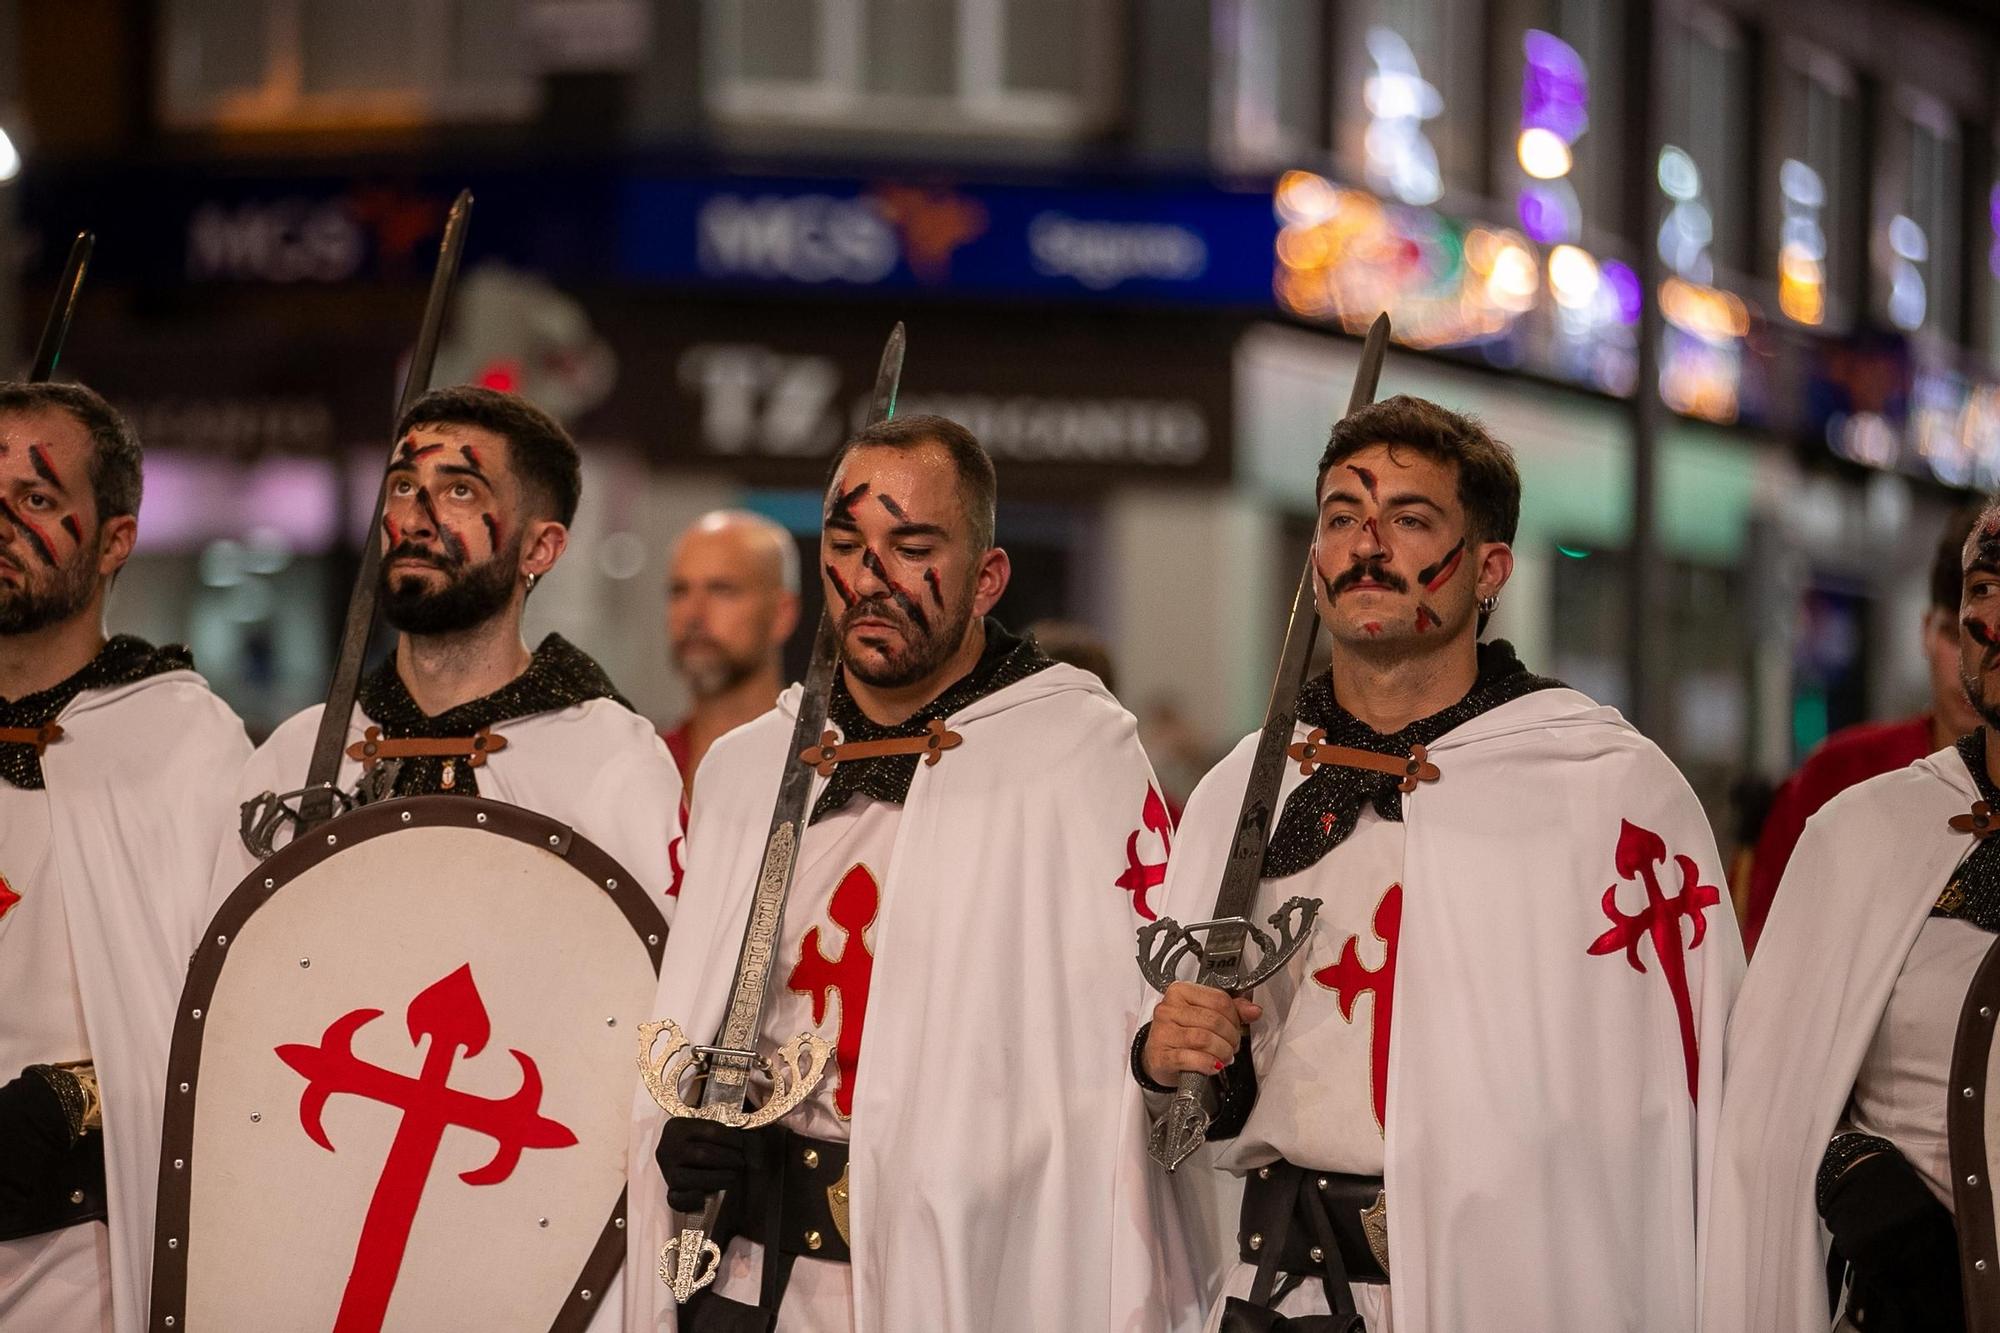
left=1877, top=93, right=1961, bottom=341
left=1773, top=49, right=1861, bottom=330
left=704, top=0, right=1118, bottom=137
left=1213, top=0, right=1329, bottom=169
left=160, top=0, right=537, bottom=129
left=1331, top=0, right=1487, bottom=205
left=1494, top=0, right=1621, bottom=246
left=1662, top=10, right=1752, bottom=279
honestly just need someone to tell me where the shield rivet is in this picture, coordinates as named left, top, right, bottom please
left=580, top=1290, right=592, bottom=1301
left=1316, top=1177, right=1329, bottom=1191
left=1973, top=1174, right=1983, bottom=1187
left=548, top=835, right=560, bottom=847
left=477, top=813, right=488, bottom=824
left=1986, top=1007, right=1995, bottom=1019
left=174, top=1159, right=183, bottom=1170
left=805, top=1230, right=823, bottom=1251
left=326, top=834, right=337, bottom=845
left=166, top=1318, right=176, bottom=1328
left=300, top=958, right=310, bottom=969
left=191, top=1008, right=202, bottom=1020
left=1248, top=1233, right=1262, bottom=1251
left=264, top=878, right=274, bottom=888
left=216, top=935, right=227, bottom=947
left=1309, top=1246, right=1324, bottom=1263
left=615, top=1217, right=625, bottom=1229
left=538, top=1217, right=549, bottom=1228
left=803, top=1148, right=820, bottom=1169
left=1256, top=1167, right=1270, bottom=1180
left=605, top=1016, right=616, bottom=1027
left=69, top=1190, right=84, bottom=1205
left=167, top=1238, right=178, bottom=1250
left=1968, top=1088, right=1978, bottom=1098
left=606, top=878, right=618, bottom=890
left=400, top=811, right=412, bottom=823
left=179, top=1082, right=189, bottom=1093
left=648, top=934, right=660, bottom=946
left=250, top=1112, right=261, bottom=1123
left=1982, top=1260, right=1991, bottom=1273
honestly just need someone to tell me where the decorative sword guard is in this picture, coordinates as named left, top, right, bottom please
left=1135, top=896, right=1323, bottom=996
left=637, top=1019, right=833, bottom=1302
left=238, top=784, right=359, bottom=861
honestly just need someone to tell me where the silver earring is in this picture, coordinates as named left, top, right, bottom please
left=1478, top=595, right=1498, bottom=615
left=524, top=573, right=538, bottom=592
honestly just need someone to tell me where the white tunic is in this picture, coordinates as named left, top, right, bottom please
left=709, top=798, right=901, bottom=1329
left=0, top=668, right=251, bottom=1333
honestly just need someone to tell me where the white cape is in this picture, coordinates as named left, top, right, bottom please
left=41, top=669, right=250, bottom=1333
left=1699, top=747, right=1970, bottom=1332
left=626, top=663, right=1202, bottom=1333
left=1161, top=687, right=1743, bottom=1332
left=210, top=692, right=684, bottom=1332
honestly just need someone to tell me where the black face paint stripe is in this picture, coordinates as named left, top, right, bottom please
left=924, top=567, right=944, bottom=607
left=826, top=563, right=859, bottom=607
left=877, top=493, right=908, bottom=521
left=27, top=445, right=60, bottom=489
left=60, top=515, right=82, bottom=543
left=0, top=498, right=57, bottom=567
left=1417, top=539, right=1466, bottom=592
left=861, top=547, right=931, bottom=633
left=828, top=481, right=870, bottom=526
left=481, top=513, right=501, bottom=550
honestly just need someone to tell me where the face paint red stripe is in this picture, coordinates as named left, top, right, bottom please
left=396, top=442, right=445, bottom=464
left=1417, top=539, right=1466, bottom=593
left=461, top=444, right=486, bottom=475
left=825, top=563, right=859, bottom=608
left=924, top=567, right=944, bottom=607
left=27, top=445, right=60, bottom=489
left=1414, top=604, right=1439, bottom=632
left=827, top=481, right=870, bottom=526
left=0, top=499, right=58, bottom=567
left=382, top=515, right=402, bottom=545
left=862, top=548, right=930, bottom=633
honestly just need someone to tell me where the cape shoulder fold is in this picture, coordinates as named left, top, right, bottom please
left=1701, top=750, right=1973, bottom=1333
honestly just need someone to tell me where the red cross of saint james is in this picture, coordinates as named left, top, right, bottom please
left=1115, top=784, right=1174, bottom=920
left=0, top=872, right=18, bottom=922
left=1313, top=883, right=1402, bottom=1132
left=1587, top=819, right=1721, bottom=1102
left=787, top=864, right=880, bottom=1119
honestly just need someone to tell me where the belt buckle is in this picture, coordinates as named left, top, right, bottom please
left=827, top=1163, right=851, bottom=1246
left=1360, top=1188, right=1389, bottom=1276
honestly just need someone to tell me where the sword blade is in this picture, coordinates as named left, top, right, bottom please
left=1153, top=312, right=1390, bottom=1170
left=28, top=233, right=93, bottom=383
left=296, top=190, right=473, bottom=828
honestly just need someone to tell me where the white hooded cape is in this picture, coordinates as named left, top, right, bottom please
left=37, top=669, right=250, bottom=1332
left=1161, top=687, right=1743, bottom=1332
left=210, top=691, right=684, bottom=1332
left=1699, top=746, right=1972, bottom=1332
left=626, top=663, right=1201, bottom=1333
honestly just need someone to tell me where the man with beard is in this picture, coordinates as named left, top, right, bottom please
left=663, top=510, right=800, bottom=782
left=626, top=414, right=1198, bottom=1332
left=217, top=384, right=682, bottom=896
left=1700, top=505, right=2000, bottom=1331
left=0, top=382, right=250, bottom=1332
left=1142, top=396, right=1741, bottom=1331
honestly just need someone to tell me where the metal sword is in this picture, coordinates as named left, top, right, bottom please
left=28, top=232, right=93, bottom=383
left=239, top=191, right=473, bottom=854
left=639, top=321, right=906, bottom=1303
left=1135, top=312, right=1391, bottom=1171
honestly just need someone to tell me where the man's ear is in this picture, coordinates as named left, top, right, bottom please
left=1473, top=541, right=1514, bottom=603
left=971, top=546, right=1011, bottom=618
left=98, top=514, right=138, bottom=579
left=522, top=519, right=567, bottom=581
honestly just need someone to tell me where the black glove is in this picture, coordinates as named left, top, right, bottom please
left=0, top=1072, right=73, bottom=1218
left=1822, top=1149, right=1965, bottom=1332
left=655, top=1118, right=779, bottom=1215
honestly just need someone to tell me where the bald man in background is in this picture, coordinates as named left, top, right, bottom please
left=662, top=509, right=801, bottom=782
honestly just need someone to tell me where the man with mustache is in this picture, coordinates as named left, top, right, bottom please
left=662, top=510, right=800, bottom=783
left=1701, top=506, right=2000, bottom=1331
left=0, top=382, right=250, bottom=1332
left=626, top=414, right=1198, bottom=1331
left=1143, top=395, right=1742, bottom=1331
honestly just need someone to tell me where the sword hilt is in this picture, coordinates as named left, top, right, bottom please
left=1149, top=1073, right=1218, bottom=1171
left=1136, top=896, right=1324, bottom=995
left=660, top=1196, right=724, bottom=1303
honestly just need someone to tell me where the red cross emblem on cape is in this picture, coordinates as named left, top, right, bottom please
left=1116, top=784, right=1174, bottom=920
left=666, top=793, right=689, bottom=899
left=0, top=872, right=18, bottom=923
left=1587, top=819, right=1720, bottom=1102
left=787, top=864, right=880, bottom=1119
left=276, top=964, right=577, bottom=1330
left=1313, top=883, right=1402, bottom=1133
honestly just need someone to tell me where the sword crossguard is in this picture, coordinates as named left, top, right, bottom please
left=238, top=784, right=359, bottom=861
left=659, top=1227, right=723, bottom=1303
left=1135, top=896, right=1323, bottom=995
left=636, top=1018, right=833, bottom=1129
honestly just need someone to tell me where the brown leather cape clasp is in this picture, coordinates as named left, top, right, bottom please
left=1286, top=729, right=1440, bottom=793
left=798, top=718, right=963, bottom=777
left=1951, top=800, right=2000, bottom=840
left=344, top=724, right=508, bottom=771
left=0, top=722, right=63, bottom=755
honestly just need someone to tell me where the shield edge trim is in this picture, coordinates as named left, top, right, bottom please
left=1949, top=930, right=2000, bottom=1330
left=150, top=794, right=669, bottom=1333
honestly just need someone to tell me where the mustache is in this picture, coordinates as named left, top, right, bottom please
left=1327, top=557, right=1408, bottom=597
left=841, top=595, right=930, bottom=640
left=384, top=540, right=462, bottom=572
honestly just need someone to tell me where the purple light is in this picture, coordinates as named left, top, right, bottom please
left=1522, top=31, right=1588, bottom=143
left=1990, top=184, right=2000, bottom=280
left=1601, top=259, right=1643, bottom=325
left=1517, top=181, right=1578, bottom=245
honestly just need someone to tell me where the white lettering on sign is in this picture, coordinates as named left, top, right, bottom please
left=1027, top=213, right=1208, bottom=290
left=676, top=345, right=843, bottom=456
left=899, top=392, right=1208, bottom=466
left=697, top=195, right=899, bottom=284
left=187, top=200, right=366, bottom=283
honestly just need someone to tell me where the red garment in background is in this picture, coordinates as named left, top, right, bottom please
left=1744, top=713, right=1935, bottom=954
left=661, top=720, right=692, bottom=781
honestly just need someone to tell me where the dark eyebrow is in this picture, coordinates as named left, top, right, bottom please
left=434, top=463, right=490, bottom=483
left=1320, top=487, right=1364, bottom=510
left=825, top=511, right=862, bottom=532
left=1970, top=561, right=2000, bottom=577
left=1381, top=492, right=1446, bottom=514
left=887, top=521, right=949, bottom=541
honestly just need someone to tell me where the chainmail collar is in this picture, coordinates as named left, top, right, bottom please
left=0, top=635, right=194, bottom=790
left=1261, top=639, right=1563, bottom=879
left=810, top=618, right=1053, bottom=824
left=1938, top=729, right=2000, bottom=931
left=354, top=633, right=627, bottom=799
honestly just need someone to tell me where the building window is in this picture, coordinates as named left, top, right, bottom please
left=1213, top=0, right=1328, bottom=168
left=161, top=0, right=536, bottom=129
left=1878, top=93, right=1961, bottom=340
left=704, top=0, right=1118, bottom=137
left=1495, top=0, right=1621, bottom=245
left=1773, top=49, right=1861, bottom=330
left=1663, top=10, right=1751, bottom=279
left=1331, top=0, right=1487, bottom=206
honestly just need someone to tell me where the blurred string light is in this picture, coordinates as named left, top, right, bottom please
left=1777, top=159, right=1827, bottom=325
left=0, top=128, right=18, bottom=184
left=1654, top=143, right=1748, bottom=424
left=1362, top=28, right=1444, bottom=206
left=1989, top=184, right=2000, bottom=280
left=1886, top=213, right=1928, bottom=331
left=1515, top=31, right=1586, bottom=246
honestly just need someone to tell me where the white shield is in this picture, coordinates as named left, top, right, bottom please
left=153, top=796, right=666, bottom=1332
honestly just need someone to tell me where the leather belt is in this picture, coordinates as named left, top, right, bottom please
left=1237, top=1161, right=1388, bottom=1286
left=0, top=1128, right=107, bottom=1243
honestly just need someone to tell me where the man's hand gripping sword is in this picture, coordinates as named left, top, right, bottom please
left=1136, top=895, right=1319, bottom=1169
